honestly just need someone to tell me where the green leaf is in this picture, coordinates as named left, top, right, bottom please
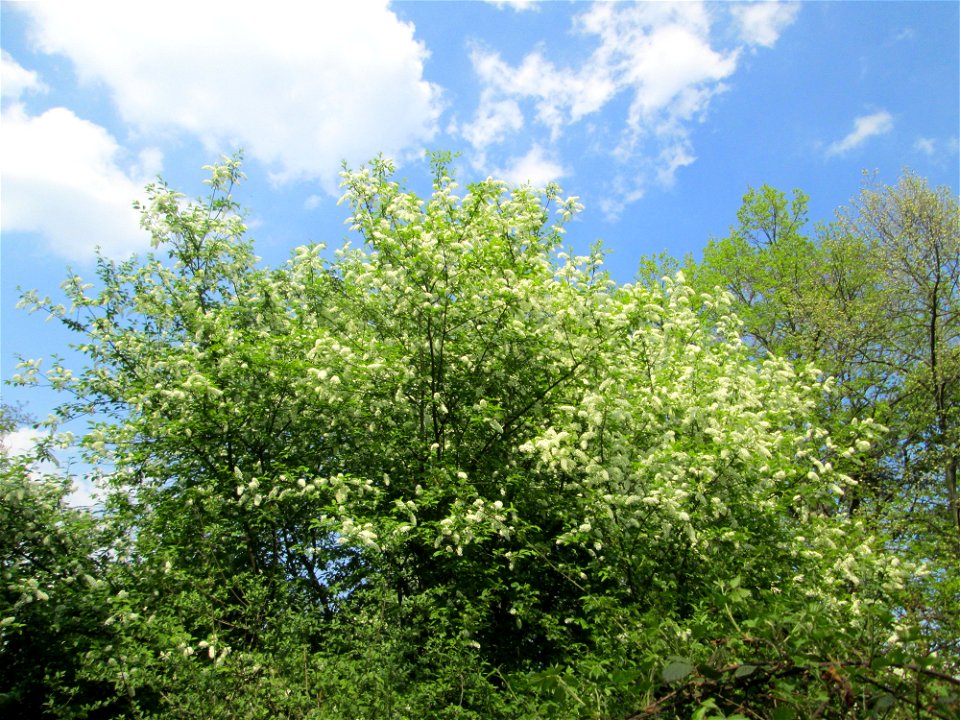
left=610, top=668, right=643, bottom=685
left=662, top=659, right=695, bottom=684
left=871, top=694, right=895, bottom=712
left=771, top=707, right=797, bottom=720
left=697, top=663, right=723, bottom=681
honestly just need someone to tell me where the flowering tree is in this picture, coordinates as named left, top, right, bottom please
left=11, top=156, right=956, bottom=718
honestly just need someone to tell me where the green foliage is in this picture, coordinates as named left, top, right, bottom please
left=688, top=172, right=960, bottom=711
left=0, top=407, right=117, bottom=718
left=8, top=158, right=958, bottom=718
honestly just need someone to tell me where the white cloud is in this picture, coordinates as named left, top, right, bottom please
left=468, top=47, right=617, bottom=141
left=826, top=111, right=894, bottom=157
left=580, top=1, right=737, bottom=124
left=655, top=142, right=696, bottom=187
left=19, top=2, right=442, bottom=192
left=484, top=0, right=540, bottom=11
left=1, top=103, right=156, bottom=262
left=617, top=23, right=737, bottom=129
left=457, top=89, right=524, bottom=160
left=2, top=427, right=46, bottom=458
left=459, top=2, right=744, bottom=212
left=730, top=2, right=800, bottom=48
left=913, top=136, right=959, bottom=162
left=494, top=144, right=568, bottom=187
left=1, top=427, right=99, bottom=508
left=1, top=51, right=48, bottom=100
left=893, top=27, right=916, bottom=43
left=914, top=137, right=936, bottom=156
left=67, top=480, right=100, bottom=509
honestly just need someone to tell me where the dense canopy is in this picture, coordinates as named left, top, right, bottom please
left=2, top=156, right=957, bottom=718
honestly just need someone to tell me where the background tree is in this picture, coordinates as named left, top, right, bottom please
left=837, top=173, right=960, bottom=540
left=689, top=171, right=960, bottom=672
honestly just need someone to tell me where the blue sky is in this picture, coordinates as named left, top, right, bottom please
left=2, top=1, right=958, bottom=450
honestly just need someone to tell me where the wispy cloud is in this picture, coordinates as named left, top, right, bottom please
left=484, top=0, right=540, bottom=12
left=892, top=27, right=916, bottom=43
left=456, top=1, right=798, bottom=214
left=462, top=3, right=736, bottom=175
left=826, top=111, right=894, bottom=157
left=913, top=135, right=959, bottom=163
left=454, top=89, right=524, bottom=166
left=914, top=137, right=937, bottom=156
left=18, top=2, right=442, bottom=193
left=464, top=44, right=619, bottom=144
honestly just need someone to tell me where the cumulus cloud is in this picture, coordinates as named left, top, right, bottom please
left=1, top=102, right=156, bottom=262
left=730, top=2, right=800, bottom=48
left=826, top=111, right=894, bottom=157
left=18, top=1, right=442, bottom=191
left=580, top=1, right=737, bottom=131
left=1, top=51, right=48, bottom=100
left=494, top=144, right=568, bottom=187
left=457, top=1, right=793, bottom=214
